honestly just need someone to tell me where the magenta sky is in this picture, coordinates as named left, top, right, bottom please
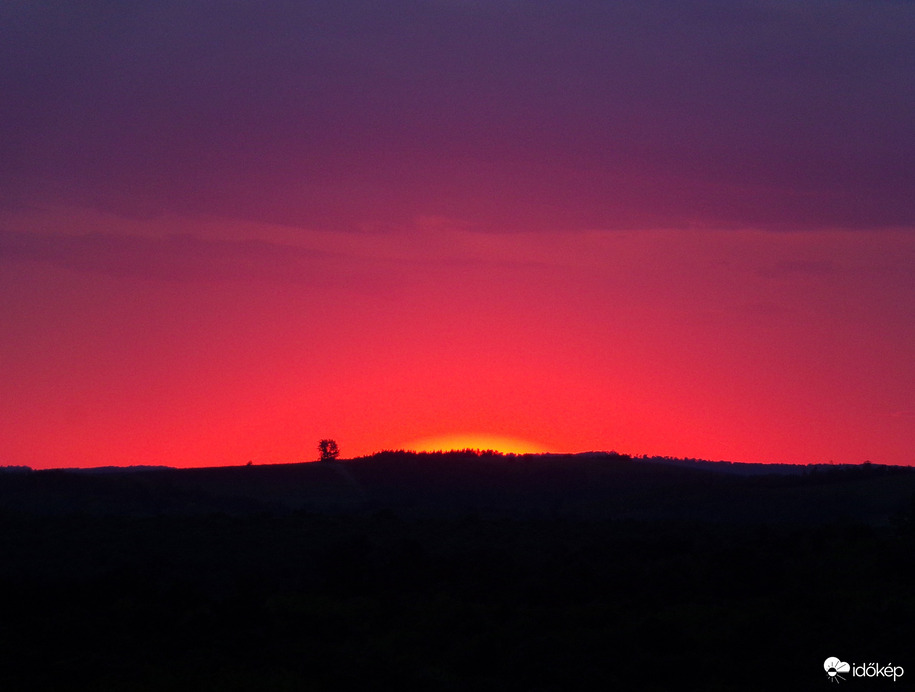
left=1, top=1, right=913, bottom=468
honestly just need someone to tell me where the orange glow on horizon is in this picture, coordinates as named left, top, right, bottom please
left=405, top=434, right=553, bottom=455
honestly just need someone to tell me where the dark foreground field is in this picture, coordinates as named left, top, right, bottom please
left=1, top=453, right=913, bottom=690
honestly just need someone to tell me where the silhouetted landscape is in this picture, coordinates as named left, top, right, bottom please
left=5, top=1, right=914, bottom=688
left=2, top=452, right=913, bottom=690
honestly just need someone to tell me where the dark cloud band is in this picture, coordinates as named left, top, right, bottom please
left=1, top=1, right=913, bottom=230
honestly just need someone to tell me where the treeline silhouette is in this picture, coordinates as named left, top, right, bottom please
left=0, top=452, right=913, bottom=690
left=4, top=451, right=912, bottom=523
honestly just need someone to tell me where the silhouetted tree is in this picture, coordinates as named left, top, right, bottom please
left=319, top=439, right=340, bottom=462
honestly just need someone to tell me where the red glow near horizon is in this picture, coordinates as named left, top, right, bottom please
left=1, top=209, right=912, bottom=469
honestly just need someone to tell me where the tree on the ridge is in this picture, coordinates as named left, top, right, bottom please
left=318, top=439, right=340, bottom=462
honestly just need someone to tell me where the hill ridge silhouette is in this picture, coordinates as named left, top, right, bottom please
left=2, top=451, right=912, bottom=524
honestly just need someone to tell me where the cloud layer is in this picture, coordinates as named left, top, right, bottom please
left=3, top=0, right=913, bottom=230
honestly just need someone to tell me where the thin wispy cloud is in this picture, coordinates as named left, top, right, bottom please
left=0, top=231, right=343, bottom=283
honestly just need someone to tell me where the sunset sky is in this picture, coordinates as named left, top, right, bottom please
left=1, top=1, right=913, bottom=468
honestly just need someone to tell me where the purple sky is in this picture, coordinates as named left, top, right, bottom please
left=3, top=0, right=913, bottom=231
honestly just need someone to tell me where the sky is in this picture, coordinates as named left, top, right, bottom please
left=1, top=0, right=913, bottom=468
